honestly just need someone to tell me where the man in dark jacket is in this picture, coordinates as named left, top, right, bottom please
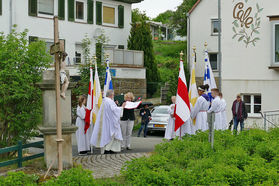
left=138, top=105, right=151, bottom=138
left=231, top=94, right=248, bottom=132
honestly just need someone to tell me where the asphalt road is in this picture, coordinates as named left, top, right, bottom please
left=72, top=131, right=164, bottom=156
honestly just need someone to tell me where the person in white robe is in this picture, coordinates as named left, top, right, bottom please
left=219, top=93, right=228, bottom=130
left=76, top=95, right=90, bottom=155
left=164, top=96, right=176, bottom=140
left=208, top=88, right=223, bottom=130
left=90, top=90, right=125, bottom=154
left=191, top=85, right=210, bottom=132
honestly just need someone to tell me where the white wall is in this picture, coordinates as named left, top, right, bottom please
left=189, top=0, right=279, bottom=128
left=1, top=0, right=132, bottom=73
left=188, top=0, right=219, bottom=78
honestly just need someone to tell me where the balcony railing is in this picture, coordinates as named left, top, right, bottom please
left=104, top=48, right=144, bottom=67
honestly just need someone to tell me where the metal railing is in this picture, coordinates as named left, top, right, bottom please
left=261, top=110, right=279, bottom=131
left=0, top=141, right=44, bottom=168
left=104, top=48, right=144, bottom=67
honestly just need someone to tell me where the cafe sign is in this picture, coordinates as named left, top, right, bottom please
left=232, top=0, right=263, bottom=47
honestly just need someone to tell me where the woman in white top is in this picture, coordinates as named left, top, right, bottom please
left=219, top=93, right=228, bottom=130
left=164, top=96, right=176, bottom=140
left=208, top=89, right=223, bottom=130
left=191, top=85, right=210, bottom=132
left=76, top=95, right=90, bottom=155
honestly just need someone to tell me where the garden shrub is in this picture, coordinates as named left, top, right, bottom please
left=43, top=166, right=95, bottom=186
left=0, top=171, right=38, bottom=186
left=122, top=129, right=279, bottom=185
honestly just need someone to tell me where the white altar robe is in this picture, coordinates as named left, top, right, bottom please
left=164, top=104, right=175, bottom=140
left=191, top=96, right=210, bottom=132
left=90, top=97, right=123, bottom=152
left=76, top=105, right=90, bottom=152
left=220, top=98, right=228, bottom=130
left=208, top=96, right=223, bottom=130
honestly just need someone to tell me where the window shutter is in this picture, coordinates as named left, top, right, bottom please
left=118, top=5, right=124, bottom=28
left=29, top=36, right=38, bottom=44
left=28, top=0, right=37, bottom=17
left=68, top=0, right=75, bottom=22
left=58, top=0, right=65, bottom=20
left=87, top=0, right=93, bottom=24
left=96, top=1, right=102, bottom=25
left=0, top=0, right=2, bottom=16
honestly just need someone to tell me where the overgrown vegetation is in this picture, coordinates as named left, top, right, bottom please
left=154, top=40, right=189, bottom=103
left=0, top=27, right=52, bottom=148
left=2, top=129, right=279, bottom=185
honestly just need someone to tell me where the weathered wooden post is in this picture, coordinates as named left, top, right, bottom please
left=37, top=16, right=77, bottom=174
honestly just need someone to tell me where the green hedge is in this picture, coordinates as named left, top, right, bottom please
left=1, top=129, right=279, bottom=185
left=122, top=129, right=279, bottom=185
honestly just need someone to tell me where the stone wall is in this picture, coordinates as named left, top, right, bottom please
left=113, top=78, right=147, bottom=99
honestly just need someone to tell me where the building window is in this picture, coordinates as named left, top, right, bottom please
left=103, top=6, right=115, bottom=25
left=76, top=1, right=84, bottom=20
left=274, top=24, right=279, bottom=63
left=243, top=94, right=262, bottom=116
left=38, top=0, right=54, bottom=15
left=75, top=44, right=82, bottom=64
left=211, top=19, right=220, bottom=35
left=209, top=53, right=218, bottom=71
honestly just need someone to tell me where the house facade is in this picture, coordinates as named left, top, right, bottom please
left=0, top=0, right=146, bottom=98
left=188, top=0, right=279, bottom=128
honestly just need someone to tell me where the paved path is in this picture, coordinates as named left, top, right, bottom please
left=73, top=152, right=151, bottom=178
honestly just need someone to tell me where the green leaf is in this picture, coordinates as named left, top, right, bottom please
left=259, top=8, right=263, bottom=12
left=234, top=21, right=239, bottom=28
left=251, top=24, right=254, bottom=30
left=254, top=30, right=260, bottom=34
left=256, top=3, right=260, bottom=11
left=232, top=34, right=237, bottom=39
left=232, top=27, right=236, bottom=33
left=238, top=35, right=244, bottom=41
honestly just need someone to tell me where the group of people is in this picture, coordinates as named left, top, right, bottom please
left=75, top=86, right=248, bottom=155
left=164, top=85, right=248, bottom=140
left=75, top=91, right=141, bottom=155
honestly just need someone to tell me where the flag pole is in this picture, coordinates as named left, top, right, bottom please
left=179, top=51, right=184, bottom=140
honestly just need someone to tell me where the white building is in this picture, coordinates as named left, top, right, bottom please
left=0, top=0, right=147, bottom=98
left=188, top=0, right=279, bottom=128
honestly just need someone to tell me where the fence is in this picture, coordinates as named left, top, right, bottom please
left=262, top=110, right=279, bottom=131
left=0, top=140, right=44, bottom=168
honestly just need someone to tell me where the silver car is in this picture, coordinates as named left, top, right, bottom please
left=148, top=105, right=170, bottom=132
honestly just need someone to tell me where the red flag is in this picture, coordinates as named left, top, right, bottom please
left=174, top=59, right=191, bottom=131
left=84, top=66, right=93, bottom=134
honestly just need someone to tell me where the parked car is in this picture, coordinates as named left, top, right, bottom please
left=148, top=105, right=170, bottom=132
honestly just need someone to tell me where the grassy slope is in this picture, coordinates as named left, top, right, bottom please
left=154, top=40, right=187, bottom=83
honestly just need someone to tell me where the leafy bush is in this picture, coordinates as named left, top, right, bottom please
left=43, top=166, right=95, bottom=186
left=0, top=171, right=38, bottom=186
left=0, top=26, right=52, bottom=147
left=122, top=129, right=279, bottom=185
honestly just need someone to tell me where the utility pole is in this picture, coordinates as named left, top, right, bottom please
left=218, top=0, right=222, bottom=91
left=52, top=16, right=64, bottom=175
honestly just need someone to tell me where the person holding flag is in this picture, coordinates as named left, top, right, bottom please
left=203, top=42, right=217, bottom=102
left=188, top=47, right=200, bottom=135
left=84, top=59, right=94, bottom=153
left=190, top=84, right=210, bottom=132
left=174, top=52, right=191, bottom=138
left=103, top=54, right=113, bottom=98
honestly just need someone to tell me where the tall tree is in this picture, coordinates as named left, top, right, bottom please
left=172, top=0, right=198, bottom=36
left=153, top=10, right=174, bottom=25
left=0, top=27, right=52, bottom=147
left=132, top=8, right=150, bottom=23
left=128, top=22, right=159, bottom=97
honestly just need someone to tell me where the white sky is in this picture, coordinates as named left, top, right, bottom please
left=132, top=0, right=183, bottom=19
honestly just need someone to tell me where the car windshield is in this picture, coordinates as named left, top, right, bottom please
left=152, top=107, right=169, bottom=114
